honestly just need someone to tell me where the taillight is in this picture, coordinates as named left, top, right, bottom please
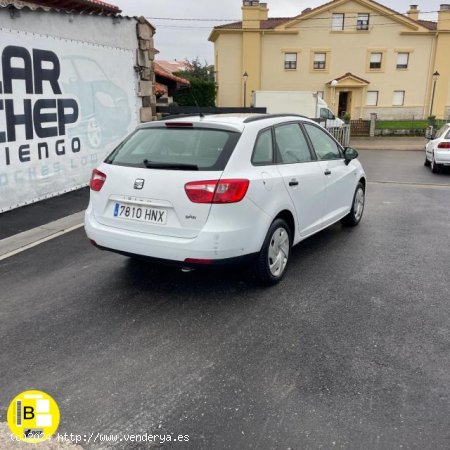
left=184, top=258, right=212, bottom=265
left=437, top=142, right=450, bottom=149
left=90, top=169, right=107, bottom=191
left=185, top=179, right=249, bottom=204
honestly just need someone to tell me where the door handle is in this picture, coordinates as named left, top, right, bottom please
left=289, top=179, right=299, bottom=187
left=324, top=169, right=332, bottom=176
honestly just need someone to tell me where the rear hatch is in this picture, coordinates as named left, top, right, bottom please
left=92, top=122, right=241, bottom=239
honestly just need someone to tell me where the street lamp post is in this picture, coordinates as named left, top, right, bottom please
left=430, top=70, right=440, bottom=117
left=243, top=72, right=248, bottom=108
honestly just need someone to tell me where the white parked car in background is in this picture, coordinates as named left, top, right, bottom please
left=85, top=114, right=366, bottom=284
left=425, top=123, right=450, bottom=173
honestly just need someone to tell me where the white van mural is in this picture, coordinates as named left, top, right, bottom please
left=0, top=29, right=138, bottom=212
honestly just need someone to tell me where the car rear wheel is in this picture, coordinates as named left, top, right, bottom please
left=431, top=154, right=441, bottom=173
left=341, top=182, right=365, bottom=227
left=256, top=218, right=291, bottom=285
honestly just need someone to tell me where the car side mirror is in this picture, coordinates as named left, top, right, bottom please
left=343, top=147, right=358, bottom=165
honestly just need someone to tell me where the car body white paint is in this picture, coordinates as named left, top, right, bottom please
left=85, top=114, right=366, bottom=265
left=425, top=123, right=450, bottom=168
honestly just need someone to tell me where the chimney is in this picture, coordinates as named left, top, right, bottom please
left=438, top=4, right=450, bottom=30
left=242, top=0, right=269, bottom=29
left=407, top=5, right=419, bottom=21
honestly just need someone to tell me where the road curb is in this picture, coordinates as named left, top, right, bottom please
left=0, top=211, right=85, bottom=261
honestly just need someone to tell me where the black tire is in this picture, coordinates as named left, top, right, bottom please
left=424, top=154, right=431, bottom=167
left=431, top=154, right=440, bottom=173
left=256, top=218, right=292, bottom=285
left=341, top=182, right=365, bottom=227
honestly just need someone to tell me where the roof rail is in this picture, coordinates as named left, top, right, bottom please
left=243, top=113, right=309, bottom=123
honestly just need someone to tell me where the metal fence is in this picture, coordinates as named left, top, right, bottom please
left=350, top=119, right=371, bottom=136
left=328, top=125, right=351, bottom=148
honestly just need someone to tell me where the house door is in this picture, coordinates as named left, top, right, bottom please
left=338, top=91, right=351, bottom=118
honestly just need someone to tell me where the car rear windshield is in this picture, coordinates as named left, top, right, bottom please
left=435, top=125, right=450, bottom=139
left=105, top=127, right=241, bottom=171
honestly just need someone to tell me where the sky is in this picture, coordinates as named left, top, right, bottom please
left=111, top=0, right=443, bottom=63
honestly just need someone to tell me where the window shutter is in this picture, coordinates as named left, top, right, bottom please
left=332, top=14, right=344, bottom=30
left=370, top=53, right=382, bottom=63
left=366, top=91, right=378, bottom=106
left=315, top=53, right=326, bottom=62
left=397, top=53, right=409, bottom=68
left=285, top=53, right=296, bottom=62
left=393, top=91, right=405, bottom=106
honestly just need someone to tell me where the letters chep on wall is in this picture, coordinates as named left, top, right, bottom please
left=0, top=29, right=138, bottom=212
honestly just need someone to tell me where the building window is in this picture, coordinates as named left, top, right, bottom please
left=332, top=13, right=344, bottom=31
left=313, top=53, right=326, bottom=70
left=396, top=52, right=409, bottom=69
left=369, top=52, right=382, bottom=69
left=393, top=91, right=405, bottom=106
left=284, top=53, right=297, bottom=70
left=357, top=13, right=370, bottom=30
left=366, top=91, right=379, bottom=106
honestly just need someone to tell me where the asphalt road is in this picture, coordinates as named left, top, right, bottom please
left=1, top=150, right=449, bottom=449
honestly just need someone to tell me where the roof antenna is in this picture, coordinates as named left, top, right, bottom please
left=190, top=89, right=204, bottom=118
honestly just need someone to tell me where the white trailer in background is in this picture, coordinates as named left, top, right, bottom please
left=252, top=91, right=344, bottom=128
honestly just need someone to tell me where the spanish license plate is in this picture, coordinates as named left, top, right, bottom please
left=113, top=203, right=167, bottom=224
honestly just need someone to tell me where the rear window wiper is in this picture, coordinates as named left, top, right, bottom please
left=143, top=159, right=199, bottom=170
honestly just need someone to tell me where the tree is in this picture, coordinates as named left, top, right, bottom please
left=173, top=58, right=216, bottom=107
left=175, top=57, right=214, bottom=82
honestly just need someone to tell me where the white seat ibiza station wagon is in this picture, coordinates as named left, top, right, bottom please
left=85, top=114, right=366, bottom=284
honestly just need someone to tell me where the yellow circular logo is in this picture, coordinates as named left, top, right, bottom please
left=7, top=390, right=60, bottom=443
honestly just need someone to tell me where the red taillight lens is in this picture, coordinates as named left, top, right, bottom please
left=184, top=258, right=212, bottom=265
left=184, top=179, right=249, bottom=204
left=90, top=169, right=107, bottom=191
left=437, top=142, right=450, bottom=149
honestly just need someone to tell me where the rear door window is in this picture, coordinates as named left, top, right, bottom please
left=303, top=123, right=342, bottom=160
left=274, top=123, right=313, bottom=164
left=105, top=127, right=240, bottom=170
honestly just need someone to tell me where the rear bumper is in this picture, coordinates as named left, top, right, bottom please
left=84, top=204, right=270, bottom=263
left=91, top=242, right=257, bottom=269
left=434, top=150, right=450, bottom=165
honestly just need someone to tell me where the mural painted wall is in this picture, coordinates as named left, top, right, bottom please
left=0, top=28, right=138, bottom=212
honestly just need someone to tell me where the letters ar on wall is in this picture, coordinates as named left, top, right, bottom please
left=0, top=29, right=138, bottom=212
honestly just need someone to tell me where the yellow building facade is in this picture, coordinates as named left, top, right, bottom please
left=209, top=0, right=450, bottom=120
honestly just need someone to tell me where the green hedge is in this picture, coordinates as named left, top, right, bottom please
left=376, top=120, right=447, bottom=130
left=173, top=80, right=216, bottom=107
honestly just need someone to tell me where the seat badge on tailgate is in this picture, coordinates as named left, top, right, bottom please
left=134, top=179, right=145, bottom=190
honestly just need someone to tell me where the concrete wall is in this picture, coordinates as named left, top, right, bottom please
left=0, top=6, right=157, bottom=211
left=363, top=107, right=425, bottom=120
left=0, top=6, right=157, bottom=121
left=0, top=8, right=137, bottom=49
